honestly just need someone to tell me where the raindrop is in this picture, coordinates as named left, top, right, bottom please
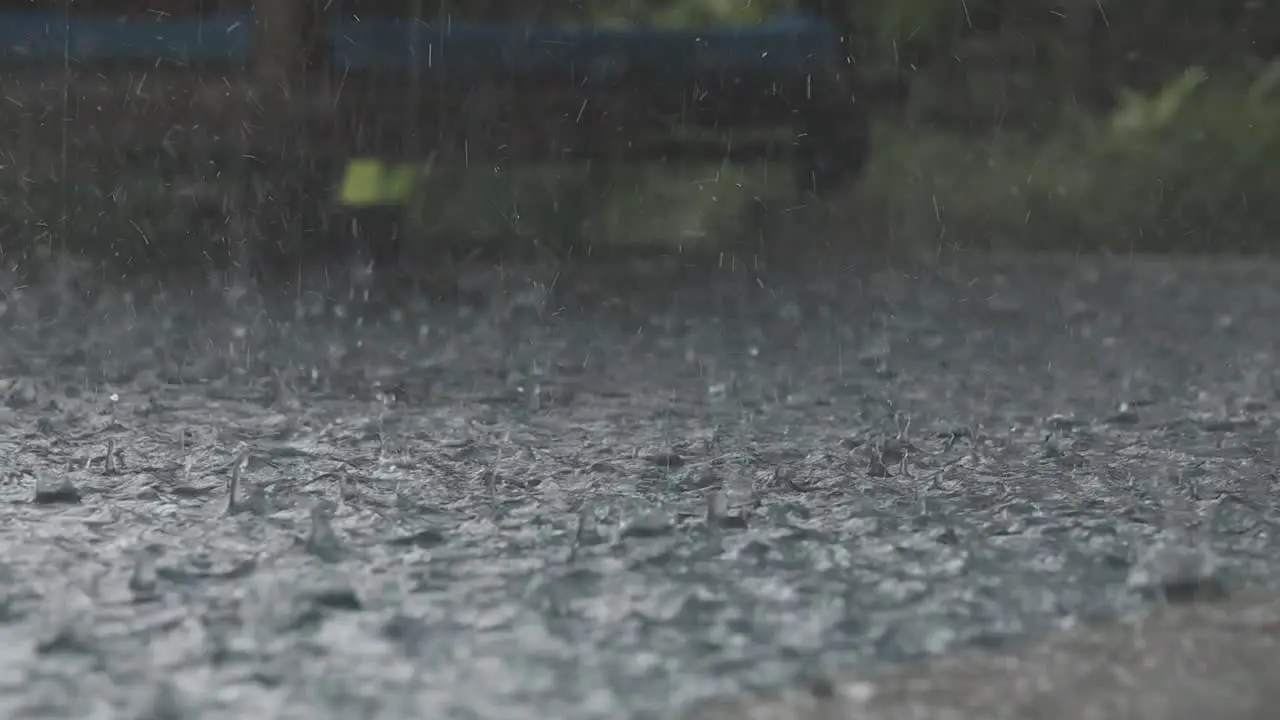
left=305, top=505, right=344, bottom=562
left=706, top=490, right=730, bottom=525
left=135, top=680, right=185, bottom=720
left=336, top=469, right=359, bottom=504
left=706, top=489, right=749, bottom=529
left=387, top=527, right=447, bottom=549
left=129, top=555, right=160, bottom=602
left=104, top=438, right=119, bottom=475
left=308, top=585, right=363, bottom=612
left=575, top=502, right=603, bottom=545
left=644, top=450, right=685, bottom=469
left=1127, top=539, right=1226, bottom=604
left=620, top=509, right=674, bottom=539
left=33, top=472, right=81, bottom=505
left=226, top=449, right=266, bottom=515
left=866, top=455, right=890, bottom=478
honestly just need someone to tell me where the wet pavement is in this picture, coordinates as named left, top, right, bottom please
left=0, top=250, right=1277, bottom=719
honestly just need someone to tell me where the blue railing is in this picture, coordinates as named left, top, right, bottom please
left=0, top=13, right=252, bottom=63
left=333, top=17, right=838, bottom=74
left=0, top=12, right=839, bottom=73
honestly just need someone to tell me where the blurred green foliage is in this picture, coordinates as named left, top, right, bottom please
left=579, top=0, right=1280, bottom=252
left=391, top=0, right=1280, bottom=253
left=10, top=0, right=1280, bottom=260
left=865, top=61, right=1280, bottom=252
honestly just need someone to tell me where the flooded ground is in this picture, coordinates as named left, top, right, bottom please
left=0, top=249, right=1276, bottom=719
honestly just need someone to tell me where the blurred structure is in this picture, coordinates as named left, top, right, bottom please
left=0, top=0, right=872, bottom=268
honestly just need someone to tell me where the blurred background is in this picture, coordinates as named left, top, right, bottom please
left=0, top=6, right=1275, bottom=717
left=396, top=0, right=1280, bottom=255
left=1, top=0, right=1277, bottom=272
